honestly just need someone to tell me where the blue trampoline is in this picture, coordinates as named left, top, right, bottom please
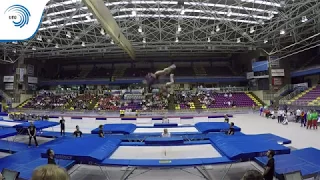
left=255, top=148, right=320, bottom=179
left=38, top=134, right=290, bottom=180
left=14, top=121, right=59, bottom=129
left=0, top=128, right=17, bottom=138
left=195, top=122, right=241, bottom=133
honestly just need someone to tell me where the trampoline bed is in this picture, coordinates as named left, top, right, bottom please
left=133, top=127, right=199, bottom=133
left=110, top=144, right=221, bottom=160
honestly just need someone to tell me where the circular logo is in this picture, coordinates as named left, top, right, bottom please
left=5, top=5, right=31, bottom=28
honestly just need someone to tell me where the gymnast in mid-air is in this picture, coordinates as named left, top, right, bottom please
left=143, top=64, right=176, bottom=94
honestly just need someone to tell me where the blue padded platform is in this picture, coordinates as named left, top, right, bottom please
left=102, top=157, right=232, bottom=167
left=41, top=136, right=121, bottom=164
left=144, top=137, right=184, bottom=145
left=91, top=124, right=136, bottom=134
left=210, top=135, right=290, bottom=160
left=14, top=121, right=59, bottom=129
left=0, top=149, right=74, bottom=180
left=0, top=140, right=27, bottom=153
left=154, top=123, right=178, bottom=127
left=255, top=148, right=320, bottom=179
left=120, top=140, right=211, bottom=146
left=195, top=122, right=241, bottom=133
left=0, top=128, right=17, bottom=138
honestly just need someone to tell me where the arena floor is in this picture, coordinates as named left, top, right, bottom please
left=2, top=113, right=319, bottom=180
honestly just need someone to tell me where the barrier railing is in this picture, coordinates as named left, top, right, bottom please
left=10, top=107, right=252, bottom=117
left=274, top=84, right=293, bottom=97
left=0, top=90, right=12, bottom=104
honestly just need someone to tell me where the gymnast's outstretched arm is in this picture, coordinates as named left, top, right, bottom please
left=154, top=64, right=176, bottom=77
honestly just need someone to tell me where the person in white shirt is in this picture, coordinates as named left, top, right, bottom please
left=162, top=116, right=169, bottom=124
left=162, top=128, right=171, bottom=137
left=296, top=109, right=301, bottom=122
left=162, top=129, right=171, bottom=156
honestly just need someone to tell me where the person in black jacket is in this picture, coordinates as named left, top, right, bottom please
left=263, top=150, right=275, bottom=180
left=73, top=125, right=82, bottom=138
left=227, top=122, right=235, bottom=135
left=28, top=122, right=39, bottom=147
left=60, top=117, right=65, bottom=136
left=98, top=125, right=104, bottom=138
left=47, top=149, right=56, bottom=165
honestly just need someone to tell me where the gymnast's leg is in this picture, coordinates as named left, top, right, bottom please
left=154, top=64, right=176, bottom=77
left=165, top=74, right=175, bottom=87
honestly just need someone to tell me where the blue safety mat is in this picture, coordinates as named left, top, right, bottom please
left=210, top=135, right=290, bottom=160
left=41, top=136, right=121, bottom=164
left=0, top=120, right=23, bottom=127
left=0, top=140, right=27, bottom=153
left=195, top=122, right=241, bottom=133
left=255, top=148, right=320, bottom=178
left=120, top=140, right=211, bottom=146
left=208, top=133, right=291, bottom=144
left=91, top=124, right=136, bottom=134
left=37, top=131, right=93, bottom=138
left=102, top=157, right=232, bottom=167
left=0, top=128, right=17, bottom=138
left=14, top=121, right=59, bottom=129
left=0, top=149, right=74, bottom=180
left=144, top=137, right=184, bottom=145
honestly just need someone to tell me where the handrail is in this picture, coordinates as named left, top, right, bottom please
left=274, top=84, right=293, bottom=97
left=0, top=89, right=12, bottom=104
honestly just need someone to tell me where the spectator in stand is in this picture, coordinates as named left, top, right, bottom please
left=73, top=125, right=83, bottom=138
left=31, top=165, right=69, bottom=180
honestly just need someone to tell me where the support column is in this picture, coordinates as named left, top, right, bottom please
left=13, top=56, right=26, bottom=103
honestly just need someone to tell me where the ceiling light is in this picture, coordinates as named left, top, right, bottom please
left=132, top=10, right=137, bottom=16
left=81, top=42, right=85, bottom=47
left=138, top=26, right=142, bottom=33
left=249, top=27, right=255, bottom=33
left=36, top=35, right=42, bottom=41
left=227, top=8, right=232, bottom=17
left=66, top=31, right=71, bottom=38
left=12, top=41, right=18, bottom=44
left=268, top=12, right=274, bottom=18
left=177, top=24, right=181, bottom=32
left=32, top=46, right=36, bottom=51
left=111, top=40, right=114, bottom=44
left=237, top=38, right=241, bottom=43
left=100, top=28, right=105, bottom=35
left=280, top=29, right=285, bottom=35
left=175, top=37, right=179, bottom=43
left=264, top=39, right=268, bottom=43
left=12, top=49, right=17, bottom=53
left=216, top=25, right=220, bottom=32
left=55, top=43, right=59, bottom=48
left=142, top=38, right=146, bottom=43
left=47, top=39, right=52, bottom=43
left=301, top=16, right=307, bottom=23
left=75, top=36, right=79, bottom=40
left=86, top=15, right=91, bottom=20
left=207, top=37, right=211, bottom=42
left=211, top=30, right=215, bottom=35
left=47, top=17, right=52, bottom=24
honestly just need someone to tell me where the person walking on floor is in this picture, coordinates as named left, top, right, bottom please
left=307, top=110, right=313, bottom=129
left=60, top=117, right=65, bottom=136
left=312, top=110, right=318, bottom=130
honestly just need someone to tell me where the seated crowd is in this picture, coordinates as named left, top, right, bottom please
left=23, top=92, right=76, bottom=109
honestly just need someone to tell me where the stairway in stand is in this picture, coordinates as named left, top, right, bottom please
left=193, top=66, right=207, bottom=76
left=246, top=92, right=263, bottom=107
left=193, top=96, right=203, bottom=110
left=168, top=94, right=175, bottom=111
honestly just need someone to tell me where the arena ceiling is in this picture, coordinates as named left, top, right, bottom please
left=1, top=0, right=320, bottom=62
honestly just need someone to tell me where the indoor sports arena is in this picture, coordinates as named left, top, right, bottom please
left=1, top=0, right=320, bottom=180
